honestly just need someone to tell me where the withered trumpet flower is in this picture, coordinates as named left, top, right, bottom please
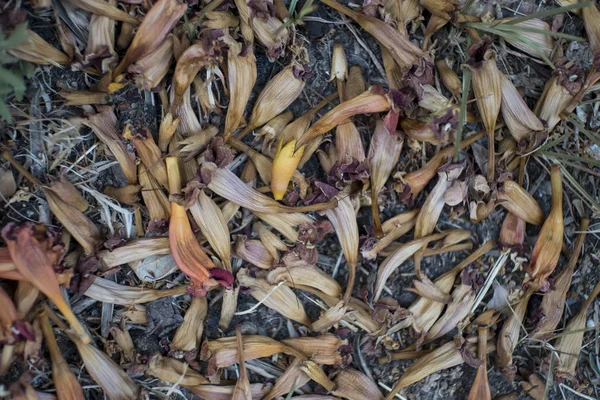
left=2, top=224, right=90, bottom=344
left=527, top=165, right=563, bottom=290
left=166, top=157, right=233, bottom=296
left=466, top=39, right=502, bottom=181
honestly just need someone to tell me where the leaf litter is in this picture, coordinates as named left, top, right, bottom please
left=1, top=0, right=600, bottom=399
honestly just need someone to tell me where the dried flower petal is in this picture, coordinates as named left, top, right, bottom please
left=527, top=165, right=563, bottom=289
left=3, top=224, right=88, bottom=343
left=113, top=0, right=186, bottom=77
left=531, top=218, right=589, bottom=342
left=84, top=108, right=137, bottom=185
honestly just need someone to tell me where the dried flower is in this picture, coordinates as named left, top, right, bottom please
left=332, top=368, right=383, bottom=400
left=536, top=61, right=583, bottom=132
left=268, top=264, right=341, bottom=299
left=301, top=360, right=336, bottom=392
left=499, top=212, right=525, bottom=248
left=497, top=180, right=545, bottom=226
left=253, top=211, right=313, bottom=242
left=401, top=110, right=457, bottom=146
left=139, top=164, right=171, bottom=222
left=331, top=43, right=348, bottom=82
left=76, top=0, right=117, bottom=74
left=324, top=196, right=359, bottom=304
left=346, top=66, right=366, bottom=100
left=368, top=111, right=403, bottom=237
left=500, top=74, right=545, bottom=144
left=248, top=0, right=289, bottom=60
left=2, top=224, right=89, bottom=344
left=113, top=0, right=186, bottom=77
left=84, top=276, right=186, bottom=304
left=386, top=340, right=493, bottom=399
left=497, top=289, right=533, bottom=380
left=408, top=240, right=495, bottom=335
left=171, top=297, right=207, bottom=353
left=129, top=35, right=173, bottom=91
left=59, top=91, right=110, bottom=106
left=38, top=312, right=85, bottom=400
left=99, top=237, right=170, bottom=268
left=362, top=209, right=419, bottom=260
left=298, top=87, right=393, bottom=149
left=44, top=189, right=101, bottom=254
left=520, top=374, right=545, bottom=400
left=236, top=268, right=311, bottom=325
left=203, top=11, right=240, bottom=30
left=262, top=358, right=310, bottom=400
left=203, top=333, right=307, bottom=369
left=65, top=325, right=139, bottom=399
left=553, top=280, right=600, bottom=378
left=45, top=178, right=89, bottom=212
left=395, top=131, right=485, bottom=202
left=71, top=0, right=138, bottom=24
left=424, top=271, right=478, bottom=343
left=123, top=124, right=169, bottom=189
left=500, top=18, right=554, bottom=58
left=219, top=287, right=239, bottom=329
left=527, top=165, right=563, bottom=289
left=224, top=41, right=257, bottom=139
left=108, top=322, right=135, bottom=363
left=258, top=112, right=294, bottom=150
left=8, top=29, right=70, bottom=66
left=254, top=222, right=288, bottom=261
left=436, top=58, right=462, bottom=97
left=232, top=326, right=253, bottom=400
left=104, top=185, right=141, bottom=205
left=167, top=158, right=232, bottom=296
left=200, top=162, right=335, bottom=214
left=147, top=354, right=209, bottom=386
left=178, top=126, right=219, bottom=160
left=84, top=108, right=137, bottom=185
left=240, top=64, right=307, bottom=138
left=467, top=310, right=497, bottom=400
left=531, top=218, right=589, bottom=342
left=189, top=190, right=231, bottom=269
left=320, top=0, right=431, bottom=82
left=467, top=39, right=502, bottom=181
left=233, top=235, right=275, bottom=269
left=283, top=334, right=347, bottom=365
left=375, top=231, right=464, bottom=301
left=271, top=139, right=305, bottom=200
left=414, top=164, right=465, bottom=239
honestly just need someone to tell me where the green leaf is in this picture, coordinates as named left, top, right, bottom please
left=0, top=67, right=26, bottom=100
left=0, top=97, right=12, bottom=123
left=0, top=22, right=29, bottom=50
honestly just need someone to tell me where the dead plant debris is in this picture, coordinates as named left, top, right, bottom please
left=1, top=0, right=600, bottom=399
